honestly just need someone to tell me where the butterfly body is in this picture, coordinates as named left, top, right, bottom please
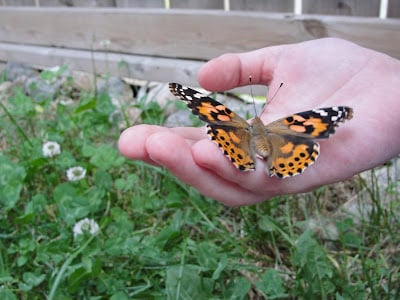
left=169, top=83, right=353, bottom=178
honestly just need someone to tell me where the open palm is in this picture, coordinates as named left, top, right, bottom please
left=119, top=38, right=400, bottom=206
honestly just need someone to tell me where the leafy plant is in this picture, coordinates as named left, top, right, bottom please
left=0, top=65, right=399, bottom=299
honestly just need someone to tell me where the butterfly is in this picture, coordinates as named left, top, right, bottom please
left=169, top=83, right=353, bottom=178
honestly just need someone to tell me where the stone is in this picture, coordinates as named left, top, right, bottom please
left=96, top=76, right=133, bottom=108
left=4, top=62, right=37, bottom=81
left=25, top=75, right=62, bottom=101
left=71, top=71, right=95, bottom=92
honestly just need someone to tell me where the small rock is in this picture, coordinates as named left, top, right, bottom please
left=96, top=76, right=137, bottom=128
left=24, top=65, right=73, bottom=101
left=25, top=75, right=62, bottom=101
left=96, top=76, right=133, bottom=108
left=71, top=71, right=95, bottom=92
left=4, top=62, right=37, bottom=81
left=0, top=81, right=13, bottom=98
left=126, top=107, right=141, bottom=124
left=144, top=83, right=176, bottom=117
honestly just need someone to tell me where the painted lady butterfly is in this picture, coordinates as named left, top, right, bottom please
left=169, top=83, right=353, bottom=178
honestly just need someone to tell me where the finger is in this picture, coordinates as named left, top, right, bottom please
left=170, top=126, right=208, bottom=142
left=198, top=46, right=282, bottom=91
left=118, top=124, right=163, bottom=166
left=119, top=125, right=206, bottom=163
left=191, top=139, right=272, bottom=189
left=146, top=131, right=269, bottom=206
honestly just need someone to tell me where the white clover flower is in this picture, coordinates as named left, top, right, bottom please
left=42, top=141, right=61, bottom=158
left=48, top=65, right=62, bottom=73
left=58, top=97, right=74, bottom=106
left=66, top=166, right=86, bottom=181
left=73, top=218, right=100, bottom=238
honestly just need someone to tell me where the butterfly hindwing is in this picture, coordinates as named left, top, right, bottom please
left=266, top=134, right=320, bottom=178
left=207, top=125, right=255, bottom=171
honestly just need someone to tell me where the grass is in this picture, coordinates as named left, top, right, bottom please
left=0, top=65, right=399, bottom=299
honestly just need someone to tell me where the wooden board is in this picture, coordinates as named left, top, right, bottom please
left=2, top=0, right=400, bottom=18
left=2, top=0, right=400, bottom=17
left=0, top=42, right=268, bottom=95
left=0, top=7, right=399, bottom=88
left=229, top=0, right=293, bottom=12
left=0, top=7, right=399, bottom=60
left=0, top=42, right=201, bottom=84
left=302, top=0, right=381, bottom=17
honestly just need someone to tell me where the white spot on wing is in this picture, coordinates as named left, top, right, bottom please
left=193, top=93, right=203, bottom=99
left=331, top=116, right=339, bottom=121
left=312, top=109, right=328, bottom=116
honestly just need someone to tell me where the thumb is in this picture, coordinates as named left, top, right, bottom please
left=197, top=46, right=282, bottom=91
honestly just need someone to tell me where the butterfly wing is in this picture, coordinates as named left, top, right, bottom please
left=265, top=134, right=320, bottom=178
left=264, top=106, right=353, bottom=178
left=170, top=83, right=353, bottom=178
left=268, top=106, right=353, bottom=138
left=169, top=83, right=256, bottom=171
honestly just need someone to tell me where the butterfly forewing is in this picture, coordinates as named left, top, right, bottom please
left=169, top=83, right=246, bottom=126
left=277, top=106, right=353, bottom=138
left=169, top=83, right=256, bottom=171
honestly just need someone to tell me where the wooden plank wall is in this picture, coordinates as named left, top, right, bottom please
left=2, top=0, right=400, bottom=17
left=0, top=0, right=399, bottom=89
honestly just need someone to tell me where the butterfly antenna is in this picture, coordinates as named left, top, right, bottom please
left=261, top=82, right=284, bottom=115
left=248, top=76, right=259, bottom=116
left=269, top=82, right=284, bottom=104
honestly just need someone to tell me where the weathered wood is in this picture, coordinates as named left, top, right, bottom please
left=115, top=0, right=164, bottom=8
left=38, top=0, right=116, bottom=7
left=389, top=0, right=400, bottom=18
left=0, top=42, right=200, bottom=83
left=170, top=0, right=223, bottom=9
left=0, top=42, right=268, bottom=95
left=229, top=0, right=293, bottom=12
left=0, top=7, right=399, bottom=60
left=303, top=0, right=381, bottom=17
left=0, top=7, right=399, bottom=88
left=1, top=0, right=400, bottom=18
left=2, top=0, right=35, bottom=5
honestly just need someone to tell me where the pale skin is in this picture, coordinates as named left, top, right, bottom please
left=118, top=38, right=400, bottom=206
